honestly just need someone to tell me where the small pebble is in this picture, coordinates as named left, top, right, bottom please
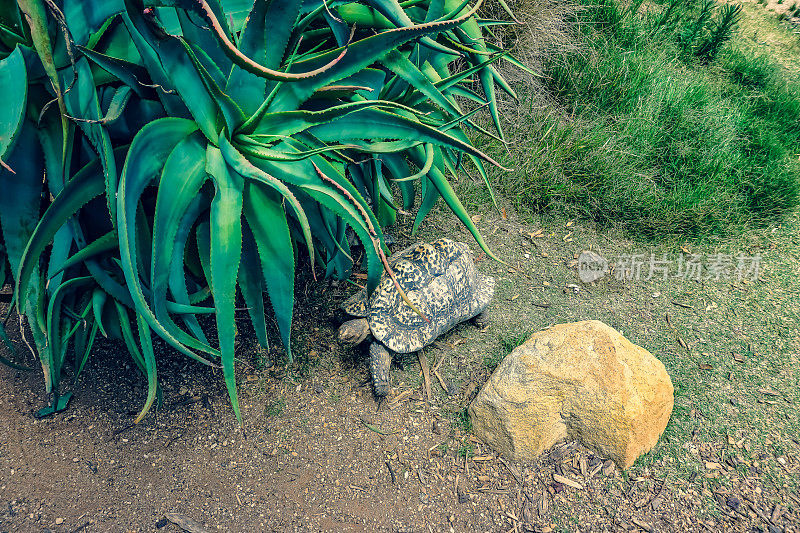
left=55, top=518, right=64, bottom=525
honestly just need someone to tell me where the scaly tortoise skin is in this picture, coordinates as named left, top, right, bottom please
left=338, top=238, right=495, bottom=396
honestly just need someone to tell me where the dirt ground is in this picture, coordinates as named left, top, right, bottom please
left=1, top=197, right=799, bottom=532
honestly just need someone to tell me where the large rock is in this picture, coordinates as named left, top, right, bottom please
left=469, top=320, right=673, bottom=469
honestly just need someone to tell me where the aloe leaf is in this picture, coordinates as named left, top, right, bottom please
left=63, top=0, right=125, bottom=46
left=73, top=320, right=99, bottom=381
left=175, top=8, right=230, bottom=74
left=270, top=2, right=484, bottom=111
left=133, top=312, right=157, bottom=422
left=150, top=132, right=217, bottom=357
left=46, top=277, right=93, bottom=396
left=18, top=0, right=69, bottom=157
left=117, top=117, right=220, bottom=363
left=298, top=182, right=383, bottom=293
left=169, top=195, right=211, bottom=346
left=337, top=3, right=394, bottom=28
left=242, top=183, right=295, bottom=359
left=91, top=287, right=108, bottom=337
left=34, top=393, right=72, bottom=418
left=157, top=0, right=344, bottom=82
left=0, top=122, right=43, bottom=283
left=46, top=225, right=74, bottom=297
left=244, top=141, right=387, bottom=253
left=112, top=300, right=159, bottom=420
left=79, top=46, right=151, bottom=97
left=234, top=140, right=354, bottom=162
left=219, top=136, right=316, bottom=275
left=120, top=8, right=198, bottom=122
left=114, top=300, right=146, bottom=372
left=226, top=0, right=303, bottom=114
left=49, top=230, right=117, bottom=278
left=0, top=46, right=27, bottom=164
left=238, top=227, right=268, bottom=349
left=382, top=49, right=462, bottom=118
left=98, top=85, right=134, bottom=124
left=413, top=174, right=439, bottom=233
left=425, top=163, right=502, bottom=263
left=307, top=108, right=506, bottom=169
left=205, top=145, right=243, bottom=421
left=63, top=57, right=119, bottom=222
left=379, top=153, right=414, bottom=210
left=362, top=0, right=462, bottom=57
left=127, top=14, right=219, bottom=140
left=245, top=99, right=415, bottom=137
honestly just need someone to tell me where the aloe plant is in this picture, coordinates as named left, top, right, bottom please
left=0, top=0, right=523, bottom=421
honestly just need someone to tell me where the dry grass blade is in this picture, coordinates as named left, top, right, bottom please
left=418, top=351, right=432, bottom=403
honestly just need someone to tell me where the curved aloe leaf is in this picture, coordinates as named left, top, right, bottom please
left=0, top=46, right=27, bottom=165
left=205, top=145, right=244, bottom=421
left=150, top=132, right=217, bottom=356
left=117, top=117, right=218, bottom=363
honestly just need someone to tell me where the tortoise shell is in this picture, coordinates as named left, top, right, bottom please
left=341, top=238, right=495, bottom=353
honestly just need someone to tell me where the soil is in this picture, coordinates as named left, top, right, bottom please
left=2, top=202, right=799, bottom=532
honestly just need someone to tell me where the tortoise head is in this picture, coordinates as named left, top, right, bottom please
left=338, top=318, right=370, bottom=344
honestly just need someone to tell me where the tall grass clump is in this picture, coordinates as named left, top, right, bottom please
left=494, top=0, right=800, bottom=238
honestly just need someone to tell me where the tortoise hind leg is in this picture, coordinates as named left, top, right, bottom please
left=369, top=342, right=393, bottom=397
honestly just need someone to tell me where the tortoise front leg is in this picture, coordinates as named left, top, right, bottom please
left=369, top=342, right=393, bottom=397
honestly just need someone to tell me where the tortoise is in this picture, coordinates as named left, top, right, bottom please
left=337, top=237, right=495, bottom=396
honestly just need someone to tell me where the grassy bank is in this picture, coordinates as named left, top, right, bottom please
left=489, top=0, right=800, bottom=239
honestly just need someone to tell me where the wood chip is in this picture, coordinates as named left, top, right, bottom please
left=771, top=504, right=783, bottom=523
left=532, top=302, right=551, bottom=308
left=733, top=352, right=745, bottom=363
left=537, top=491, right=549, bottom=517
left=602, top=460, right=615, bottom=476
left=758, top=388, right=781, bottom=396
left=433, top=367, right=454, bottom=396
left=748, top=503, right=772, bottom=525
left=698, top=362, right=713, bottom=370
left=631, top=517, right=653, bottom=532
left=472, top=455, right=494, bottom=462
left=678, top=337, right=689, bottom=350
left=671, top=300, right=693, bottom=309
left=579, top=454, right=588, bottom=477
left=387, top=388, right=415, bottom=407
left=589, top=462, right=603, bottom=479
left=552, top=473, right=583, bottom=490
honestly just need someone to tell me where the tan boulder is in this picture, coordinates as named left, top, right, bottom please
left=469, top=320, right=673, bottom=469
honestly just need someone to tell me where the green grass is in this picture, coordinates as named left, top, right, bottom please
left=489, top=0, right=800, bottom=240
